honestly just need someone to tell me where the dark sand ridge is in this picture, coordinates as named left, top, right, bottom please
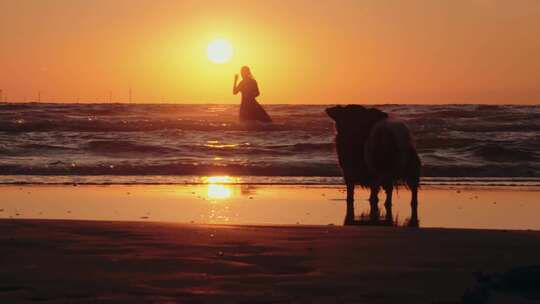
left=1, top=219, right=540, bottom=303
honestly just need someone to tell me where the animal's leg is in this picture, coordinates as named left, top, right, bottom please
left=409, top=183, right=419, bottom=227
left=406, top=151, right=421, bottom=227
left=344, top=183, right=355, bottom=225
left=369, top=186, right=380, bottom=222
left=383, top=184, right=393, bottom=223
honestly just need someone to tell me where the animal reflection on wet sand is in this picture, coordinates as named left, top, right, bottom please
left=346, top=197, right=420, bottom=228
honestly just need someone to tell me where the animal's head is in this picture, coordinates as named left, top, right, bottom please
left=326, top=105, right=388, bottom=134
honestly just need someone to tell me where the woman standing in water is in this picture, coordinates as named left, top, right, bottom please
left=233, top=66, right=272, bottom=123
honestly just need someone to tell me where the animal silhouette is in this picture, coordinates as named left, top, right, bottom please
left=326, top=105, right=421, bottom=225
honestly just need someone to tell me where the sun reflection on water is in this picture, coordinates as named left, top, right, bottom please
left=203, top=176, right=239, bottom=200
left=202, top=176, right=239, bottom=223
left=204, top=141, right=238, bottom=149
left=207, top=184, right=232, bottom=199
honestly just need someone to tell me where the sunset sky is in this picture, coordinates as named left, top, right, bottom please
left=1, top=0, right=539, bottom=104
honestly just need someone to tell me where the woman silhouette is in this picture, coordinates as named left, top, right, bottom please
left=233, top=66, right=272, bottom=123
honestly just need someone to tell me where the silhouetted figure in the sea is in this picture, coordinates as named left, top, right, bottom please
left=233, top=66, right=272, bottom=123
left=326, top=105, right=421, bottom=226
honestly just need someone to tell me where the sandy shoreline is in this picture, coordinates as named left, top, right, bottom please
left=2, top=219, right=540, bottom=303
left=2, top=184, right=539, bottom=303
left=1, top=184, right=540, bottom=230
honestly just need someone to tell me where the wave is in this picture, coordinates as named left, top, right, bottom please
left=22, top=143, right=78, bottom=151
left=0, top=119, right=312, bottom=133
left=466, top=144, right=538, bottom=162
left=83, top=139, right=334, bottom=157
left=415, top=136, right=478, bottom=150
left=450, top=124, right=540, bottom=133
left=0, top=175, right=539, bottom=186
left=267, top=143, right=334, bottom=152
left=0, top=161, right=538, bottom=178
left=422, top=164, right=539, bottom=177
left=85, top=140, right=180, bottom=156
left=0, top=162, right=342, bottom=176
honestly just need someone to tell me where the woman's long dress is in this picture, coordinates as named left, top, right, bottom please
left=238, top=78, right=272, bottom=123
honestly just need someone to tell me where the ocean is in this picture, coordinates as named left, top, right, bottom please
left=0, top=103, right=539, bottom=185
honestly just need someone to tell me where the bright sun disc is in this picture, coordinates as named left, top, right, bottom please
left=207, top=39, right=233, bottom=64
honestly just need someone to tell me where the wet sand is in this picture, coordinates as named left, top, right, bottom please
left=2, top=219, right=540, bottom=303
left=1, top=184, right=540, bottom=230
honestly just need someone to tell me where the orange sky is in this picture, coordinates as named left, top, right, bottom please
left=1, top=0, right=539, bottom=104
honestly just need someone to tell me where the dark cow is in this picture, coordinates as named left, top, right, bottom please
left=326, top=105, right=421, bottom=226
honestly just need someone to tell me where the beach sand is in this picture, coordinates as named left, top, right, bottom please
left=2, top=219, right=540, bottom=303
left=1, top=184, right=540, bottom=303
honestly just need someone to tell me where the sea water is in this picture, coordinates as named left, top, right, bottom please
left=0, top=103, right=538, bottom=185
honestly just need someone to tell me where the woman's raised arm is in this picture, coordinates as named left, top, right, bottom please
left=233, top=74, right=241, bottom=95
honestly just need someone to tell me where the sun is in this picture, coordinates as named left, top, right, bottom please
left=207, top=38, right=233, bottom=64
